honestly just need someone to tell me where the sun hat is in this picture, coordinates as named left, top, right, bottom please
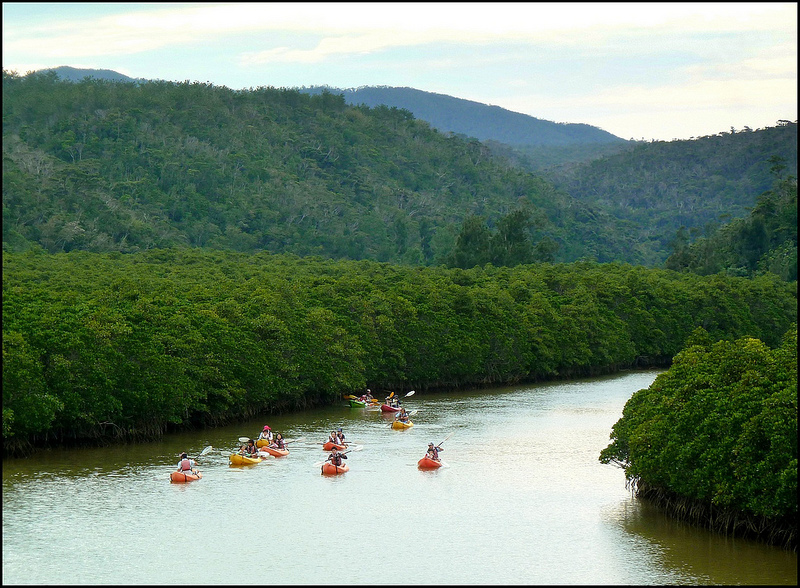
left=263, top=425, right=271, bottom=430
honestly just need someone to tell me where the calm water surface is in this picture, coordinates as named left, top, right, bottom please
left=3, top=370, right=796, bottom=585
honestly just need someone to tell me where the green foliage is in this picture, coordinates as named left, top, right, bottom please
left=3, top=249, right=796, bottom=450
left=446, top=208, right=555, bottom=268
left=600, top=326, right=798, bottom=521
left=666, top=175, right=797, bottom=281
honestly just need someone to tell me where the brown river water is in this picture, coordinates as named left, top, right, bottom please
left=2, top=370, right=796, bottom=585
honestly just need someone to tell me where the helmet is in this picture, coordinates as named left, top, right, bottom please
left=181, top=452, right=188, bottom=458
left=337, top=428, right=342, bottom=432
left=428, top=443, right=434, bottom=447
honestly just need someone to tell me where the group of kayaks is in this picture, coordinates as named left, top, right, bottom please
left=170, top=390, right=448, bottom=482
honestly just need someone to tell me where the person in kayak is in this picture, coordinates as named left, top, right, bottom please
left=257, top=425, right=273, bottom=444
left=426, top=442, right=442, bottom=461
left=336, top=428, right=346, bottom=444
left=327, top=449, right=348, bottom=467
left=270, top=432, right=286, bottom=450
left=395, top=408, right=410, bottom=423
left=239, top=439, right=258, bottom=456
left=176, top=452, right=198, bottom=475
left=327, top=430, right=340, bottom=445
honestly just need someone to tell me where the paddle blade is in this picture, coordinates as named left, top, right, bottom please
left=437, top=432, right=454, bottom=447
left=197, top=445, right=213, bottom=457
left=238, top=436, right=251, bottom=443
left=405, top=390, right=416, bottom=397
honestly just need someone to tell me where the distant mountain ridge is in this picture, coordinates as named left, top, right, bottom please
left=37, top=66, right=139, bottom=83
left=300, top=85, right=627, bottom=147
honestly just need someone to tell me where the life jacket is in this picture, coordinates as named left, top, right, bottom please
left=179, top=458, right=193, bottom=471
left=331, top=454, right=342, bottom=466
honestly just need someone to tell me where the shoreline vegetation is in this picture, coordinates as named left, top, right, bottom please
left=601, top=327, right=797, bottom=550
left=4, top=249, right=795, bottom=451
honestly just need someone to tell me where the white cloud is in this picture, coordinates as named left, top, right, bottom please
left=4, top=2, right=796, bottom=62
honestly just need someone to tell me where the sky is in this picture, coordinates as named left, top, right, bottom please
left=2, top=2, right=797, bottom=141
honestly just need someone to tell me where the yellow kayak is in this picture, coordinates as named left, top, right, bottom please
left=391, top=420, right=414, bottom=430
left=229, top=453, right=265, bottom=465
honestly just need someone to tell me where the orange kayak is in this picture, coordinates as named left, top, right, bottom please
left=260, top=446, right=289, bottom=457
left=321, top=462, right=349, bottom=475
left=322, top=441, right=347, bottom=451
left=417, top=456, right=443, bottom=469
left=170, top=470, right=202, bottom=483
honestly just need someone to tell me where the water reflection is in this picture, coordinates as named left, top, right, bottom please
left=610, top=499, right=798, bottom=585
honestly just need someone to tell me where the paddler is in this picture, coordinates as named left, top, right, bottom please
left=270, top=432, right=286, bottom=450
left=176, top=452, right=198, bottom=475
left=327, top=448, right=347, bottom=467
left=257, top=425, right=273, bottom=444
left=426, top=442, right=442, bottom=461
left=239, top=438, right=258, bottom=456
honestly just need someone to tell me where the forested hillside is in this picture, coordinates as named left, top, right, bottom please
left=666, top=174, right=797, bottom=281
left=2, top=70, right=639, bottom=265
left=542, top=122, right=798, bottom=265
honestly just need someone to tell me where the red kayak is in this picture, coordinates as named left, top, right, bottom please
left=321, top=462, right=349, bottom=475
left=170, top=470, right=202, bottom=482
left=322, top=441, right=347, bottom=451
left=380, top=404, right=402, bottom=412
left=417, top=456, right=443, bottom=469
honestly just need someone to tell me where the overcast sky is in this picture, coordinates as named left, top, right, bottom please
left=3, top=2, right=796, bottom=141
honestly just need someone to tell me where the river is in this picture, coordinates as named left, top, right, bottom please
left=2, top=370, right=796, bottom=585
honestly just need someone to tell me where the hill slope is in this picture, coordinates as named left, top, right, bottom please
left=3, top=70, right=638, bottom=264
left=541, top=123, right=798, bottom=264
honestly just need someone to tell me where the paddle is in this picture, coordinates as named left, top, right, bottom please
left=192, top=445, right=214, bottom=461
left=404, top=390, right=416, bottom=398
left=436, top=432, right=453, bottom=448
